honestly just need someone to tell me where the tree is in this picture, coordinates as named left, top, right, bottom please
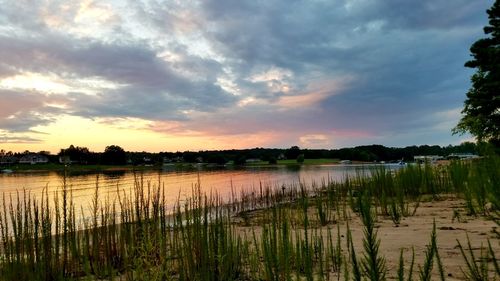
left=234, top=155, right=247, bottom=166
left=268, top=156, right=277, bottom=165
left=59, top=145, right=91, bottom=164
left=285, top=146, right=301, bottom=160
left=296, top=154, right=305, bottom=163
left=182, top=151, right=198, bottom=163
left=102, top=145, right=127, bottom=165
left=454, top=0, right=500, bottom=144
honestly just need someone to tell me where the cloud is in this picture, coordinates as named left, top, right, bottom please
left=0, top=89, right=67, bottom=132
left=0, top=112, right=54, bottom=133
left=0, top=11, right=238, bottom=125
left=277, top=78, right=350, bottom=109
left=347, top=1, right=488, bottom=31
left=299, top=134, right=330, bottom=147
left=0, top=133, right=43, bottom=144
left=0, top=0, right=491, bottom=149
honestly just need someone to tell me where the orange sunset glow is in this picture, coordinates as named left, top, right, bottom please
left=1, top=0, right=485, bottom=153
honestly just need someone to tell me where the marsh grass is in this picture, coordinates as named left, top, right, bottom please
left=0, top=156, right=498, bottom=280
left=357, top=192, right=386, bottom=281
left=457, top=235, right=499, bottom=281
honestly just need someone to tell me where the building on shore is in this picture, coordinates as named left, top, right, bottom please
left=447, top=153, right=479, bottom=160
left=414, top=155, right=444, bottom=163
left=19, top=154, right=49, bottom=164
left=0, top=156, right=19, bottom=165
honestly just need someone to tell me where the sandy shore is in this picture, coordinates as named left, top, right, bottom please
left=235, top=196, right=499, bottom=280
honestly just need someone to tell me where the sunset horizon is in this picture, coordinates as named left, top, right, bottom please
left=1, top=1, right=499, bottom=280
left=1, top=1, right=490, bottom=153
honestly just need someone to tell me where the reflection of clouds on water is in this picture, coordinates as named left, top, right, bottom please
left=0, top=164, right=403, bottom=217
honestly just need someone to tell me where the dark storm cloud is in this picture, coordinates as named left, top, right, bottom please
left=355, top=1, right=488, bottom=30
left=200, top=0, right=488, bottom=77
left=0, top=0, right=492, bottom=146
left=0, top=17, right=236, bottom=127
left=200, top=0, right=487, bottom=68
left=58, top=42, right=236, bottom=119
left=72, top=81, right=234, bottom=120
left=189, top=0, right=490, bottom=144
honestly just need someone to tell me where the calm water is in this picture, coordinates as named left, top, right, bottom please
left=0, top=164, right=403, bottom=214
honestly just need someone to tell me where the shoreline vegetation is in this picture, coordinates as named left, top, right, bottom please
left=1, top=142, right=482, bottom=173
left=0, top=158, right=350, bottom=173
left=0, top=156, right=498, bottom=280
left=1, top=159, right=347, bottom=173
left=0, top=158, right=461, bottom=173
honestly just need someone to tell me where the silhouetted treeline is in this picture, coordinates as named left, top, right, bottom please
left=71, top=142, right=479, bottom=164
left=0, top=142, right=479, bottom=166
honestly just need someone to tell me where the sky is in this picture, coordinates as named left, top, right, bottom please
left=0, top=0, right=492, bottom=153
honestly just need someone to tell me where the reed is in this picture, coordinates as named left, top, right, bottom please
left=358, top=191, right=387, bottom=281
left=0, top=156, right=498, bottom=280
left=457, top=235, right=497, bottom=281
left=418, top=221, right=440, bottom=281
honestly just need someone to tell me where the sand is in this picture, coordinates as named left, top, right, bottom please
left=235, top=196, right=499, bottom=280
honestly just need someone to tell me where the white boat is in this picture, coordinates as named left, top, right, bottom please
left=1, top=169, right=13, bottom=173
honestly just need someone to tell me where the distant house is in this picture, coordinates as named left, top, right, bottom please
left=59, top=156, right=72, bottom=164
left=0, top=156, right=18, bottom=165
left=414, top=155, right=444, bottom=163
left=164, top=156, right=183, bottom=163
left=19, top=154, right=49, bottom=164
left=447, top=153, right=479, bottom=160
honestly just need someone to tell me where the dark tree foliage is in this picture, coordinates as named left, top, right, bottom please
left=296, top=154, right=305, bottom=163
left=284, top=146, right=301, bottom=160
left=268, top=156, right=277, bottom=165
left=234, top=155, right=247, bottom=165
left=102, top=145, right=127, bottom=165
left=182, top=151, right=199, bottom=163
left=127, top=151, right=160, bottom=165
left=3, top=142, right=480, bottom=167
left=205, top=154, right=228, bottom=165
left=454, top=0, right=500, bottom=144
left=58, top=145, right=94, bottom=164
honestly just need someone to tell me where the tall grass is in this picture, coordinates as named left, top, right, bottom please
left=0, top=156, right=498, bottom=280
left=357, top=192, right=386, bottom=281
left=449, top=156, right=499, bottom=216
left=457, top=235, right=499, bottom=281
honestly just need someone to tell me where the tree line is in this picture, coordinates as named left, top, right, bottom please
left=1, top=142, right=479, bottom=166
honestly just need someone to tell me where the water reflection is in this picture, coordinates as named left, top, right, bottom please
left=101, top=170, right=127, bottom=179
left=0, top=164, right=403, bottom=214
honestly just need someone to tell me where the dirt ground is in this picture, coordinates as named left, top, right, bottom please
left=235, top=196, right=499, bottom=280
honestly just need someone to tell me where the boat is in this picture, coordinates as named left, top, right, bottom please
left=1, top=169, right=13, bottom=173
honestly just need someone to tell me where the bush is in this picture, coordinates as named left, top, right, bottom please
left=296, top=154, right=305, bottom=163
left=268, top=157, right=277, bottom=164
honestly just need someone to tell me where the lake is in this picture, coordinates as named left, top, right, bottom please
left=0, top=164, right=404, bottom=216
